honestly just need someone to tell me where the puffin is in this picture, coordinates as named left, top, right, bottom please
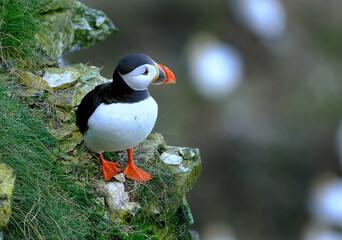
left=75, top=54, right=175, bottom=182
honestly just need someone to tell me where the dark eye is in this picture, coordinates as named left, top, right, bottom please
left=142, top=68, right=148, bottom=75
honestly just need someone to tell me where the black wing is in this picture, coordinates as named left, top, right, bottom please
left=75, top=83, right=113, bottom=134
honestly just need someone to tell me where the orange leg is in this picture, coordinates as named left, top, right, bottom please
left=99, top=153, right=121, bottom=181
left=122, top=148, right=152, bottom=182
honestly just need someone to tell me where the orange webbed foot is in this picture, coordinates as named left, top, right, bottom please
left=122, top=164, right=152, bottom=183
left=123, top=148, right=152, bottom=183
left=99, top=154, right=121, bottom=181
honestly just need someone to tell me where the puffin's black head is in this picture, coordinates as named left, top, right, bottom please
left=117, top=54, right=154, bottom=74
left=115, top=53, right=176, bottom=91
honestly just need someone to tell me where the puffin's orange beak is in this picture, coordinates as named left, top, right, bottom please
left=152, top=63, right=176, bottom=85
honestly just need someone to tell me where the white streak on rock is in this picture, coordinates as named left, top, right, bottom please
left=160, top=152, right=183, bottom=165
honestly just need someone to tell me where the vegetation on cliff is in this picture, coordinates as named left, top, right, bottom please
left=0, top=80, right=112, bottom=239
left=0, top=0, right=44, bottom=70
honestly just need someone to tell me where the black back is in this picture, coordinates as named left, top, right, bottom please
left=75, top=68, right=150, bottom=134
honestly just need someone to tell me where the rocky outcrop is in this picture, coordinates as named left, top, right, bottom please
left=36, top=0, right=117, bottom=59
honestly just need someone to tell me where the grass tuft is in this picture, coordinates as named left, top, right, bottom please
left=0, top=0, right=45, bottom=70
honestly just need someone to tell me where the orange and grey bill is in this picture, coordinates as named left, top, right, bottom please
left=157, top=63, right=176, bottom=84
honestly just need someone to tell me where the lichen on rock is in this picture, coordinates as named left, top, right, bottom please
left=39, top=0, right=77, bottom=12
left=36, top=1, right=117, bottom=59
left=19, top=71, right=53, bottom=91
left=71, top=2, right=117, bottom=51
left=36, top=9, right=75, bottom=59
left=0, top=163, right=16, bottom=231
left=33, top=64, right=110, bottom=110
left=43, top=66, right=81, bottom=90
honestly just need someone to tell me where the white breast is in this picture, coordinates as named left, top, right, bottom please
left=83, top=96, right=158, bottom=153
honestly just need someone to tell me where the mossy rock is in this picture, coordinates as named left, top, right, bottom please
left=19, top=71, right=53, bottom=91
left=36, top=9, right=75, bottom=59
left=101, top=133, right=202, bottom=239
left=36, top=2, right=117, bottom=59
left=42, top=66, right=81, bottom=90
left=18, top=64, right=109, bottom=111
left=72, top=3, right=118, bottom=51
left=0, top=163, right=16, bottom=231
left=39, top=0, right=77, bottom=12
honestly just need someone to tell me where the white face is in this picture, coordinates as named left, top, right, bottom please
left=119, top=64, right=158, bottom=91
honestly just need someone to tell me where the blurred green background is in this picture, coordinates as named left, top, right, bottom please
left=64, top=1, right=342, bottom=239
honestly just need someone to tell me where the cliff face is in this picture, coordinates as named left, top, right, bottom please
left=0, top=0, right=201, bottom=239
